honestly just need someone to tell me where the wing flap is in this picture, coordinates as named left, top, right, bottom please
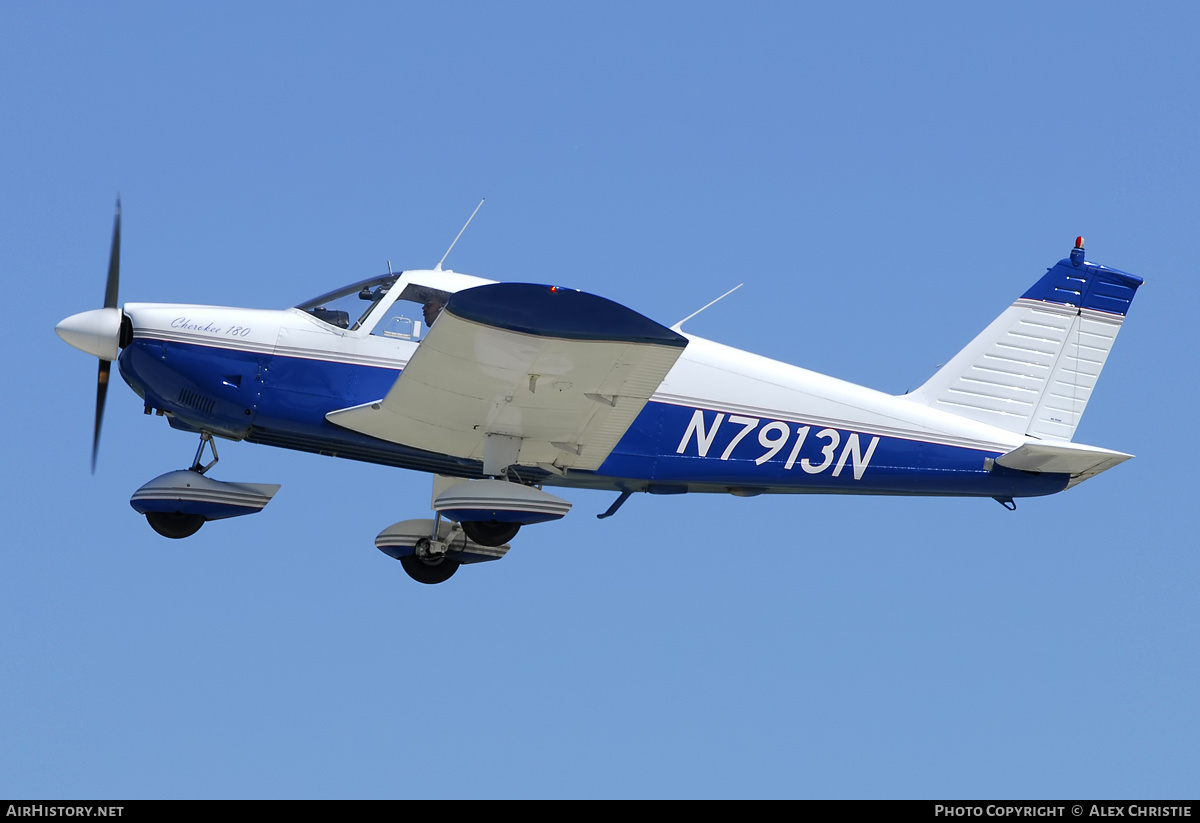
left=327, top=283, right=687, bottom=472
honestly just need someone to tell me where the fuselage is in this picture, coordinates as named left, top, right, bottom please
left=116, top=268, right=1068, bottom=500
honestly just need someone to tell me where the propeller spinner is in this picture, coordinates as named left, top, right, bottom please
left=55, top=200, right=126, bottom=472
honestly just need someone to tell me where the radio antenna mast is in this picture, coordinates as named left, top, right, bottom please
left=435, top=198, right=485, bottom=271
left=671, top=283, right=744, bottom=332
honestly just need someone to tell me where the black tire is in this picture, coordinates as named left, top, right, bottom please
left=461, top=520, right=520, bottom=547
left=145, top=511, right=205, bottom=539
left=400, top=554, right=460, bottom=584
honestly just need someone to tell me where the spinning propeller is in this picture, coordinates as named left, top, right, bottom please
left=56, top=200, right=128, bottom=472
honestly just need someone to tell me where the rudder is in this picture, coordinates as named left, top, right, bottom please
left=906, top=240, right=1142, bottom=442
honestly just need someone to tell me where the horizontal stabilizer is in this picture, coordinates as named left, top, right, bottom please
left=995, top=441, right=1133, bottom=488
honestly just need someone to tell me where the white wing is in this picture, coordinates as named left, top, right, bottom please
left=326, top=283, right=688, bottom=472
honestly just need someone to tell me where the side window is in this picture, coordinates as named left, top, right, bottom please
left=369, top=284, right=451, bottom=342
left=373, top=306, right=424, bottom=341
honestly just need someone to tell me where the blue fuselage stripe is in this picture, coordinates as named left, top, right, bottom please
left=118, top=338, right=1068, bottom=498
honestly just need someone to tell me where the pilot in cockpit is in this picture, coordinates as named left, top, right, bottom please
left=423, top=296, right=446, bottom=328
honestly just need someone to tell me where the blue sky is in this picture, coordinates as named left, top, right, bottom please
left=3, top=2, right=1198, bottom=799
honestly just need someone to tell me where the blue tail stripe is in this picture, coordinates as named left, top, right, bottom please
left=1021, top=257, right=1143, bottom=316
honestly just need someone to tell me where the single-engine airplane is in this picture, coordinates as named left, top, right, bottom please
left=57, top=203, right=1143, bottom=583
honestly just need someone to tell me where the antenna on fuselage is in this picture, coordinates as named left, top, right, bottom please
left=670, top=283, right=744, bottom=332
left=435, top=198, right=485, bottom=272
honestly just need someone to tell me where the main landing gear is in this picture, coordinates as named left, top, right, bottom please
left=400, top=551, right=461, bottom=585
left=461, top=520, right=521, bottom=547
left=376, top=516, right=507, bottom=585
left=376, top=476, right=573, bottom=584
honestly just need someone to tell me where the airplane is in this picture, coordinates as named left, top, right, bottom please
left=56, top=203, right=1144, bottom=583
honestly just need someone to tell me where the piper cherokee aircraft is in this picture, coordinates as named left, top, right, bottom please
left=57, top=203, right=1143, bottom=583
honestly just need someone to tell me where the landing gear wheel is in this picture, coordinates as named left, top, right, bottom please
left=400, top=554, right=460, bottom=585
left=461, top=520, right=520, bottom=547
left=145, top=511, right=205, bottom=539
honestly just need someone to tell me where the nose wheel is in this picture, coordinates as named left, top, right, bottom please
left=132, top=434, right=281, bottom=540
left=145, top=510, right=205, bottom=539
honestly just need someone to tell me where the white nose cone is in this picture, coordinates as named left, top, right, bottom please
left=56, top=307, right=123, bottom=360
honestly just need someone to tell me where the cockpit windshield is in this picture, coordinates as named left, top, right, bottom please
left=295, top=274, right=400, bottom=330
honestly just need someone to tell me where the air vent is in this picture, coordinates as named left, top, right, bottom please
left=177, top=388, right=215, bottom=415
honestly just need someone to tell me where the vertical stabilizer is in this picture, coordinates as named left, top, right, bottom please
left=905, top=242, right=1142, bottom=442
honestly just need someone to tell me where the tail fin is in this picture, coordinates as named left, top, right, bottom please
left=906, top=241, right=1142, bottom=442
